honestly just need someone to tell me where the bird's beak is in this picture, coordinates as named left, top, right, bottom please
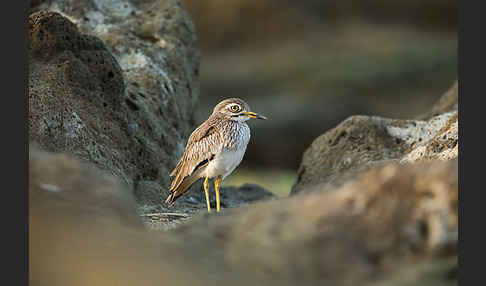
left=245, top=112, right=267, bottom=120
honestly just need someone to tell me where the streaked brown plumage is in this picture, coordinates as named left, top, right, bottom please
left=165, top=98, right=267, bottom=212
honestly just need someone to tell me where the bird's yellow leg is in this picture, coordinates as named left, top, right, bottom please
left=214, top=176, right=222, bottom=212
left=204, top=176, right=211, bottom=213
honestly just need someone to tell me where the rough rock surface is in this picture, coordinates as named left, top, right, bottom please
left=28, top=1, right=205, bottom=208
left=30, top=146, right=457, bottom=286
left=401, top=112, right=458, bottom=163
left=291, top=82, right=458, bottom=194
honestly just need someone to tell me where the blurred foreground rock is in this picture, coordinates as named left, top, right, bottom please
left=292, top=81, right=458, bottom=194
left=30, top=146, right=457, bottom=286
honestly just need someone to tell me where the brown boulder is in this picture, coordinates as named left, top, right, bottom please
left=29, top=146, right=200, bottom=286
left=30, top=146, right=457, bottom=286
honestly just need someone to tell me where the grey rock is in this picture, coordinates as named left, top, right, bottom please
left=291, top=82, right=459, bottom=195
left=291, top=115, right=409, bottom=195
left=401, top=112, right=458, bottom=163
left=28, top=0, right=200, bottom=206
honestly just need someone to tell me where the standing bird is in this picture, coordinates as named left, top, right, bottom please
left=165, top=98, right=267, bottom=212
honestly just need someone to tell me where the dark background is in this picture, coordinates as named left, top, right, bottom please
left=180, top=0, right=458, bottom=195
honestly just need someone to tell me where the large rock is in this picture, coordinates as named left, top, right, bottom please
left=28, top=0, right=202, bottom=208
left=30, top=146, right=457, bottom=286
left=291, top=82, right=458, bottom=194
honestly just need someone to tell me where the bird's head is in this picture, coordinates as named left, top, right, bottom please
left=212, top=98, right=267, bottom=122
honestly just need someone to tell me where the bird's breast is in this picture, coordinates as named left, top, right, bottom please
left=205, top=122, right=250, bottom=179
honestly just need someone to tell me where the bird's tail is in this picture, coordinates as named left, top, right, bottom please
left=165, top=171, right=202, bottom=207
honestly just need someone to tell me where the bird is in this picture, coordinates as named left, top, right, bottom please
left=165, top=98, right=267, bottom=212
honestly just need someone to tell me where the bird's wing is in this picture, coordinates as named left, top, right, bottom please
left=169, top=120, right=221, bottom=192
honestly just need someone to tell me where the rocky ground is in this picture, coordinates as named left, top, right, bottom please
left=29, top=1, right=458, bottom=286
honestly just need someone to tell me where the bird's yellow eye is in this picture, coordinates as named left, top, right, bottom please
left=230, top=105, right=241, bottom=113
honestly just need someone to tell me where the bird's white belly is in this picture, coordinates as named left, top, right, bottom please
left=205, top=146, right=247, bottom=180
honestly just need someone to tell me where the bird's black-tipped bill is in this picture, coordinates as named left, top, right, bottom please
left=245, top=112, right=267, bottom=120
